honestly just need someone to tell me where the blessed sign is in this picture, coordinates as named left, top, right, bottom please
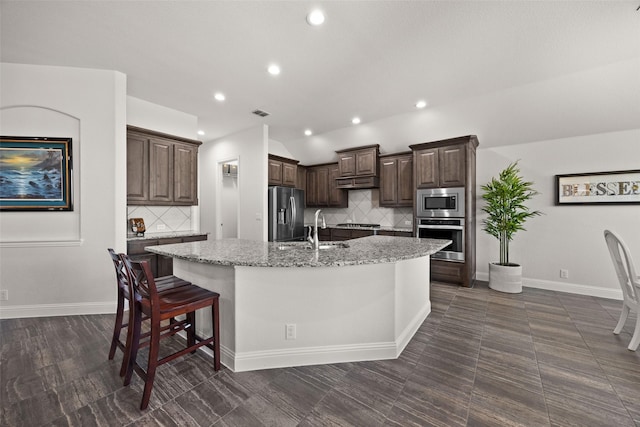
left=556, top=170, right=640, bottom=205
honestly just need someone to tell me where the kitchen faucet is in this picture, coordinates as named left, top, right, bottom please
left=310, top=209, right=326, bottom=250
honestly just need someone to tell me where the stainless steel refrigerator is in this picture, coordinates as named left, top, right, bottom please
left=268, top=186, right=305, bottom=242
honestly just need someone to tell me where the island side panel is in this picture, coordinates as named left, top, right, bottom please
left=234, top=263, right=396, bottom=372
left=394, top=255, right=431, bottom=353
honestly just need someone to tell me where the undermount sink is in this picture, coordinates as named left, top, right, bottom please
left=276, top=242, right=349, bottom=251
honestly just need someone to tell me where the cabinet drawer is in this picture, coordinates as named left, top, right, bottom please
left=431, top=259, right=464, bottom=283
left=350, top=229, right=374, bottom=239
left=395, top=231, right=413, bottom=237
left=331, top=228, right=352, bottom=240
left=127, top=239, right=159, bottom=255
left=182, top=235, right=207, bottom=243
left=157, top=237, right=182, bottom=246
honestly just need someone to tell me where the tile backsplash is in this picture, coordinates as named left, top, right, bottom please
left=127, top=206, right=193, bottom=234
left=304, top=189, right=413, bottom=228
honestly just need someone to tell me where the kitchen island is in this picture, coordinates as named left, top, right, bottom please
left=146, top=235, right=449, bottom=372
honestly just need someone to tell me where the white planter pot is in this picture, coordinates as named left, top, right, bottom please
left=488, top=263, right=523, bottom=294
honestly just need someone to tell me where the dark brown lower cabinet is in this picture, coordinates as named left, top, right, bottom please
left=431, top=259, right=464, bottom=283
left=127, top=234, right=207, bottom=277
left=376, top=230, right=413, bottom=237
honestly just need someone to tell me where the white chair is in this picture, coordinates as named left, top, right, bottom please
left=604, top=230, right=640, bottom=351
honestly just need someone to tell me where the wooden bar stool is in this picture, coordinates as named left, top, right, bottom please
left=121, top=254, right=220, bottom=410
left=107, top=249, right=191, bottom=376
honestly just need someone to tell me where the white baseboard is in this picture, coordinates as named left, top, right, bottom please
left=476, top=272, right=622, bottom=300
left=230, top=341, right=398, bottom=373
left=0, top=301, right=117, bottom=319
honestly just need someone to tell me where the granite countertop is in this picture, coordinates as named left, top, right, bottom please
left=145, top=235, right=450, bottom=268
left=127, top=231, right=209, bottom=242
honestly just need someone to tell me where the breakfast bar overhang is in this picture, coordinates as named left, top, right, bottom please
left=146, top=235, right=450, bottom=372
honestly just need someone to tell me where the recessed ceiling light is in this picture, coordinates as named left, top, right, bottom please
left=415, top=100, right=427, bottom=109
left=197, top=130, right=205, bottom=136
left=267, top=64, right=281, bottom=76
left=307, top=9, right=325, bottom=26
left=304, top=129, right=313, bottom=136
left=352, top=117, right=361, bottom=125
left=214, top=92, right=226, bottom=102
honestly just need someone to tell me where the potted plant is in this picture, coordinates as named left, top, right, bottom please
left=481, top=161, right=542, bottom=293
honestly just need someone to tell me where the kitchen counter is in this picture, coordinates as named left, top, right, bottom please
left=127, top=230, right=208, bottom=241
left=145, top=235, right=448, bottom=268
left=149, top=236, right=449, bottom=372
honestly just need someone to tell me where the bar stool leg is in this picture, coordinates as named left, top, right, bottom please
left=124, top=307, right=142, bottom=387
left=187, top=311, right=196, bottom=352
left=108, top=286, right=125, bottom=360
left=141, top=318, right=162, bottom=410
left=213, top=299, right=220, bottom=371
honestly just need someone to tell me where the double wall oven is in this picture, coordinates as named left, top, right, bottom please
left=416, top=187, right=465, bottom=262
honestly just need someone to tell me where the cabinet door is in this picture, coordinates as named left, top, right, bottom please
left=296, top=166, right=307, bottom=193
left=182, top=235, right=207, bottom=243
left=397, top=155, right=413, bottom=206
left=350, top=229, right=374, bottom=239
left=268, top=159, right=283, bottom=185
left=316, top=167, right=329, bottom=206
left=379, top=158, right=398, bottom=206
left=331, top=228, right=352, bottom=241
left=338, top=153, right=356, bottom=177
left=127, top=134, right=149, bottom=202
left=439, top=144, right=465, bottom=187
left=306, top=168, right=318, bottom=206
left=415, top=148, right=439, bottom=188
left=149, top=138, right=173, bottom=203
left=355, top=149, right=376, bottom=176
left=282, top=163, right=297, bottom=187
left=174, top=143, right=198, bottom=205
left=328, top=165, right=347, bottom=207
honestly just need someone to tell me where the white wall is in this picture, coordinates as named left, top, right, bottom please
left=0, top=63, right=127, bottom=318
left=476, top=130, right=640, bottom=299
left=200, top=125, right=268, bottom=241
left=127, top=96, right=198, bottom=140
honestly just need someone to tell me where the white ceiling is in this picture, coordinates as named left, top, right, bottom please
left=1, top=1, right=639, bottom=147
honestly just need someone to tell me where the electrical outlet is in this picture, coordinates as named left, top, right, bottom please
left=0, top=290, right=8, bottom=301
left=404, top=220, right=412, bottom=226
left=285, top=323, right=296, bottom=340
left=156, top=224, right=166, bottom=230
left=560, top=269, right=569, bottom=279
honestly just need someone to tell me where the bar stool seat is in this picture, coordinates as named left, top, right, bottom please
left=121, top=254, right=220, bottom=410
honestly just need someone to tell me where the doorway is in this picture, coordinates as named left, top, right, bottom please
left=218, top=159, right=238, bottom=239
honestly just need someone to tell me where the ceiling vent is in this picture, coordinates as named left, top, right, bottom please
left=252, top=109, right=270, bottom=117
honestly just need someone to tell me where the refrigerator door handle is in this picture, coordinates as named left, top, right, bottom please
left=289, top=196, right=296, bottom=231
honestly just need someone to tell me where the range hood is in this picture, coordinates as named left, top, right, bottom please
left=335, top=176, right=380, bottom=189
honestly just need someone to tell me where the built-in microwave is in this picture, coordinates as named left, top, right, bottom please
left=416, top=187, right=465, bottom=218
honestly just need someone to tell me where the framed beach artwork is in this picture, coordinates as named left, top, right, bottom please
left=0, top=136, right=73, bottom=211
left=555, top=170, right=640, bottom=205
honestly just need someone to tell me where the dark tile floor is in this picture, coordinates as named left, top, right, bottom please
left=2, top=281, right=639, bottom=426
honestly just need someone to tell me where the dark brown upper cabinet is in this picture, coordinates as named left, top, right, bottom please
left=268, top=154, right=298, bottom=187
left=411, top=141, right=469, bottom=188
left=379, top=152, right=413, bottom=207
left=305, top=163, right=347, bottom=208
left=127, top=126, right=201, bottom=206
left=335, top=144, right=380, bottom=189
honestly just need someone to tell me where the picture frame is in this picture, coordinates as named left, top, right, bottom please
left=0, top=136, right=73, bottom=211
left=555, top=170, right=640, bottom=205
